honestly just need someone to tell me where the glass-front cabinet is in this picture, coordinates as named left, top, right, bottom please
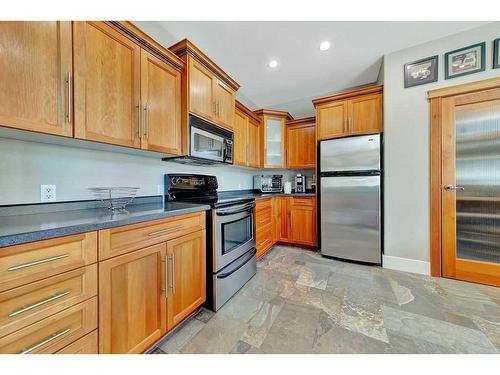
left=256, top=110, right=290, bottom=168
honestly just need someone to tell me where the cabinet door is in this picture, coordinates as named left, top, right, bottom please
left=316, top=101, right=347, bottom=140
left=264, top=117, right=285, bottom=168
left=215, top=79, right=235, bottom=130
left=286, top=123, right=316, bottom=168
left=166, top=230, right=206, bottom=331
left=141, top=50, right=182, bottom=154
left=279, top=197, right=291, bottom=241
left=247, top=118, right=261, bottom=168
left=73, top=21, right=141, bottom=148
left=234, top=109, right=248, bottom=166
left=188, top=57, right=215, bottom=122
left=99, top=243, right=167, bottom=354
left=0, top=21, right=73, bottom=137
left=290, top=204, right=316, bottom=246
left=348, top=93, right=382, bottom=134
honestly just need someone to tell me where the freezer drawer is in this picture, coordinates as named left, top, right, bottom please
left=320, top=134, right=380, bottom=172
left=320, top=175, right=381, bottom=264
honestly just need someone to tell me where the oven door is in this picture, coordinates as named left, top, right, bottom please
left=215, top=202, right=256, bottom=272
left=191, top=127, right=225, bottom=163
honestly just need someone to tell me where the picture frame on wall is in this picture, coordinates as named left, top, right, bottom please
left=494, top=38, right=500, bottom=69
left=445, top=42, right=485, bottom=79
left=403, top=55, right=439, bottom=88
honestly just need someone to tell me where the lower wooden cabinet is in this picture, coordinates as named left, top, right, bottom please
left=166, top=230, right=206, bottom=329
left=256, top=196, right=316, bottom=259
left=57, top=330, right=98, bottom=354
left=98, top=242, right=167, bottom=354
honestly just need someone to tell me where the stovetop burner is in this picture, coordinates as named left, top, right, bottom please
left=164, top=174, right=254, bottom=208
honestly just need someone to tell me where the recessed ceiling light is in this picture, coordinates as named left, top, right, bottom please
left=268, top=60, right=278, bottom=68
left=320, top=41, right=331, bottom=51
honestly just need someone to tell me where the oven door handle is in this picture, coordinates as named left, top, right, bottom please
left=216, top=202, right=255, bottom=216
left=216, top=248, right=256, bottom=279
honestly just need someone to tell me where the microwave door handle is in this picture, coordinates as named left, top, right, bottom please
left=222, top=140, right=227, bottom=162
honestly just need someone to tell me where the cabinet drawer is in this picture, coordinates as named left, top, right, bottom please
left=291, top=197, right=316, bottom=206
left=57, top=330, right=98, bottom=354
left=99, top=211, right=205, bottom=260
left=0, top=232, right=97, bottom=292
left=256, top=207, right=273, bottom=229
left=0, top=297, right=97, bottom=354
left=256, top=198, right=272, bottom=212
left=0, top=264, right=97, bottom=338
left=256, top=225, right=273, bottom=259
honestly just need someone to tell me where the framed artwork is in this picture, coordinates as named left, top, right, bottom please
left=445, top=42, right=485, bottom=79
left=494, top=38, right=500, bottom=69
left=404, top=55, right=439, bottom=88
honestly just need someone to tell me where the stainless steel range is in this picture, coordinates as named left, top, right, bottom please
left=165, top=174, right=256, bottom=311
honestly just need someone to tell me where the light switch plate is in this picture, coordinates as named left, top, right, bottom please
left=41, top=185, right=56, bottom=202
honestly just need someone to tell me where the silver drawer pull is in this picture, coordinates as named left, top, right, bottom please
left=147, top=225, right=184, bottom=237
left=8, top=254, right=70, bottom=272
left=9, top=290, right=71, bottom=318
left=21, top=328, right=70, bottom=354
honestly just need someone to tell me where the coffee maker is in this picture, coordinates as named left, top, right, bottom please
left=295, top=174, right=306, bottom=193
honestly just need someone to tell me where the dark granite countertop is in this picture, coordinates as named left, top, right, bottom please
left=0, top=198, right=210, bottom=248
left=218, top=190, right=316, bottom=200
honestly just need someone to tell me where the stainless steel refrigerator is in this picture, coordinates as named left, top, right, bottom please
left=319, top=134, right=382, bottom=264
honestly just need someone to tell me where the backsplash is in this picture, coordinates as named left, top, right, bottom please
left=0, top=138, right=313, bottom=205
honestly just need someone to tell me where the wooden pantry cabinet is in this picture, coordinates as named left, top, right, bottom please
left=234, top=100, right=262, bottom=168
left=313, top=85, right=383, bottom=140
left=0, top=22, right=73, bottom=137
left=286, top=117, right=316, bottom=169
left=169, top=39, right=239, bottom=147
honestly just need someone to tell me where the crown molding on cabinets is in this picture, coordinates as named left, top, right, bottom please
left=235, top=100, right=261, bottom=123
left=312, top=84, right=383, bottom=107
left=253, top=109, right=294, bottom=121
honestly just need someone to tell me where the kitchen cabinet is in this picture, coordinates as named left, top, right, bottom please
left=73, top=21, right=142, bottom=148
left=140, top=49, right=182, bottom=154
left=290, top=197, right=317, bottom=246
left=0, top=21, right=73, bottom=137
left=255, top=109, right=292, bottom=168
left=166, top=230, right=206, bottom=329
left=256, top=198, right=274, bottom=259
left=313, top=85, right=383, bottom=140
left=57, top=330, right=98, bottom=354
left=234, top=100, right=262, bottom=168
left=98, top=242, right=167, bottom=354
left=169, top=39, right=240, bottom=143
left=286, top=117, right=316, bottom=169
left=277, top=197, right=291, bottom=242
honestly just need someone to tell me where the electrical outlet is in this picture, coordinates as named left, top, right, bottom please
left=40, top=185, right=56, bottom=202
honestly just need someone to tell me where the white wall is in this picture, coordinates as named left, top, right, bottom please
left=0, top=138, right=312, bottom=205
left=383, top=22, right=500, bottom=271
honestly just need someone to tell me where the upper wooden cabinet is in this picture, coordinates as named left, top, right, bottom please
left=255, top=109, right=292, bottom=169
left=0, top=22, right=73, bottom=137
left=313, top=85, right=383, bottom=140
left=169, top=39, right=239, bottom=149
left=140, top=50, right=182, bottom=154
left=234, top=100, right=261, bottom=168
left=73, top=21, right=142, bottom=148
left=286, top=117, right=316, bottom=169
left=74, top=21, right=183, bottom=153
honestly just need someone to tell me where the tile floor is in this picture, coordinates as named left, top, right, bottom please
left=151, top=246, right=500, bottom=354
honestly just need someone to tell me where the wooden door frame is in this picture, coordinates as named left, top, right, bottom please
left=428, top=76, right=500, bottom=277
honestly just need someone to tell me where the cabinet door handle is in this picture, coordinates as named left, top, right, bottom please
left=8, top=254, right=70, bottom=272
left=162, top=256, right=168, bottom=295
left=170, top=254, right=175, bottom=294
left=21, top=328, right=70, bottom=354
left=147, top=225, right=184, bottom=237
left=9, top=290, right=71, bottom=318
left=143, top=103, right=149, bottom=138
left=66, top=72, right=72, bottom=124
left=136, top=100, right=142, bottom=139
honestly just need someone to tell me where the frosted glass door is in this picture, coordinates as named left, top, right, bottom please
left=266, top=118, right=283, bottom=166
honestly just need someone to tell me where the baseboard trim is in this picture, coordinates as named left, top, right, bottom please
left=383, top=255, right=430, bottom=276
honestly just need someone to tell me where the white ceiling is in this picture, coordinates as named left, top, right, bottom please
left=135, top=21, right=488, bottom=118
